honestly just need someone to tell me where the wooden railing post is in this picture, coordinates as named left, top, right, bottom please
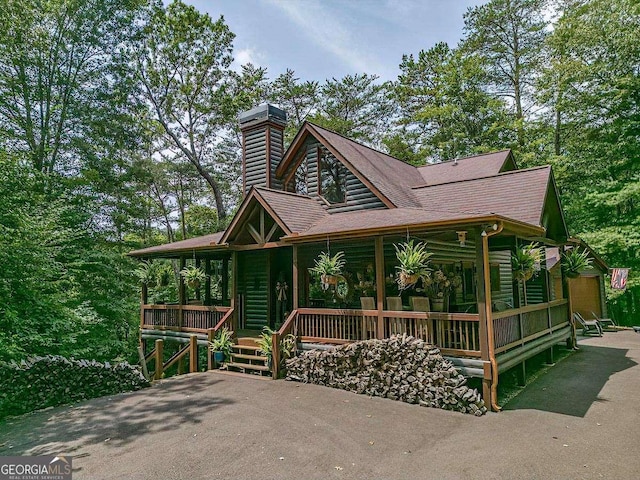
left=272, top=332, right=280, bottom=380
left=207, top=328, right=214, bottom=370
left=189, top=334, right=198, bottom=373
left=374, top=236, right=385, bottom=339
left=154, top=339, right=164, bottom=380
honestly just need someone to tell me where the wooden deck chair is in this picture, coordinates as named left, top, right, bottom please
left=359, top=297, right=376, bottom=340
left=409, top=297, right=431, bottom=342
left=573, top=312, right=603, bottom=336
left=591, top=311, right=616, bottom=330
left=386, top=296, right=404, bottom=336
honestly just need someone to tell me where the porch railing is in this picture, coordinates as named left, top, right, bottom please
left=141, top=304, right=232, bottom=333
left=492, top=299, right=570, bottom=354
left=295, top=308, right=481, bottom=357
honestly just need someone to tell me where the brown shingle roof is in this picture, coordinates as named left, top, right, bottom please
left=128, top=232, right=225, bottom=257
left=416, top=150, right=513, bottom=186
left=289, top=123, right=423, bottom=208
left=293, top=207, right=494, bottom=238
left=255, top=187, right=328, bottom=233
left=412, top=166, right=552, bottom=227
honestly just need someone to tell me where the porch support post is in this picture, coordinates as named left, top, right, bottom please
left=189, top=334, right=198, bottom=373
left=204, top=258, right=212, bottom=305
left=154, top=339, right=164, bottom=380
left=222, top=257, right=229, bottom=306
left=475, top=232, right=492, bottom=407
left=178, top=257, right=186, bottom=327
left=195, top=258, right=202, bottom=301
left=375, top=236, right=385, bottom=339
left=292, top=245, right=299, bottom=310
left=231, top=251, right=238, bottom=331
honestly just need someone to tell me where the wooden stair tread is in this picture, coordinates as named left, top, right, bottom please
left=231, top=353, right=267, bottom=362
left=232, top=344, right=261, bottom=352
left=225, top=362, right=270, bottom=372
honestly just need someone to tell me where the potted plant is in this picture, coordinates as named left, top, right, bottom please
left=309, top=251, right=346, bottom=289
left=511, top=242, right=541, bottom=282
left=180, top=265, right=207, bottom=289
left=394, top=240, right=433, bottom=291
left=134, top=260, right=157, bottom=288
left=561, top=248, right=592, bottom=279
left=425, top=269, right=462, bottom=311
left=257, top=326, right=297, bottom=371
left=209, top=327, right=234, bottom=367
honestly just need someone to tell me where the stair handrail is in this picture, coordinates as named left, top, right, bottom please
left=213, top=307, right=234, bottom=332
left=272, top=309, right=298, bottom=380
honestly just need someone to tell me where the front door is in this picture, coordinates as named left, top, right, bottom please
left=237, top=248, right=292, bottom=331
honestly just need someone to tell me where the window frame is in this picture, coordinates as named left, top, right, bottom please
left=317, top=147, right=348, bottom=205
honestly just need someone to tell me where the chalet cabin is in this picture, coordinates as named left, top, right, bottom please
left=130, top=104, right=575, bottom=411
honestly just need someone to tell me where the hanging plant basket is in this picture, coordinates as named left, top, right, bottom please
left=321, top=273, right=340, bottom=287
left=399, top=271, right=421, bottom=287
left=513, top=269, right=534, bottom=282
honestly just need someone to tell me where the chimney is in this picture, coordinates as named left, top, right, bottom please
left=238, top=104, right=287, bottom=195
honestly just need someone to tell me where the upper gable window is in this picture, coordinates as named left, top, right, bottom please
left=318, top=147, right=347, bottom=204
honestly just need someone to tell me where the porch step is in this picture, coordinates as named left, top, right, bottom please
left=225, top=362, right=270, bottom=372
left=232, top=344, right=262, bottom=352
left=231, top=353, right=266, bottom=362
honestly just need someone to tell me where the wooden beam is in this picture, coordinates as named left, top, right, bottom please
left=154, top=339, right=163, bottom=380
left=189, top=334, right=198, bottom=373
left=374, top=236, right=385, bottom=339
left=207, top=328, right=214, bottom=370
left=246, top=223, right=263, bottom=244
left=292, top=245, right=299, bottom=310
left=475, top=232, right=491, bottom=405
left=204, top=258, right=211, bottom=305
left=265, top=222, right=280, bottom=243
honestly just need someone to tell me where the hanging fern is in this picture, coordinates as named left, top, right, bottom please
left=562, top=248, right=592, bottom=279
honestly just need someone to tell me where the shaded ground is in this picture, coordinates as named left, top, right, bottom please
left=1, top=332, right=639, bottom=480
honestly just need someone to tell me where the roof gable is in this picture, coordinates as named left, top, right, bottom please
left=221, top=187, right=328, bottom=245
left=277, top=122, right=421, bottom=208
left=412, top=166, right=560, bottom=232
left=416, top=150, right=515, bottom=186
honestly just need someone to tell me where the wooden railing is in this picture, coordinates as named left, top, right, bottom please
left=141, top=305, right=231, bottom=333
left=296, top=308, right=481, bottom=357
left=492, top=299, right=570, bottom=354
left=144, top=335, right=199, bottom=380
left=272, top=310, right=299, bottom=379
left=297, top=308, right=378, bottom=343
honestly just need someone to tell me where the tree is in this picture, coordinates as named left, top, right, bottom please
left=388, top=42, right=513, bottom=164
left=542, top=0, right=640, bottom=322
left=130, top=0, right=266, bottom=222
left=308, top=73, right=393, bottom=147
left=0, top=0, right=143, bottom=175
left=463, top=0, right=548, bottom=148
left=269, top=69, right=320, bottom=142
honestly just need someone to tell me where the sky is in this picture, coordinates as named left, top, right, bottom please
left=184, top=0, right=487, bottom=82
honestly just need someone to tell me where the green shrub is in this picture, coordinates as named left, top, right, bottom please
left=0, top=355, right=150, bottom=419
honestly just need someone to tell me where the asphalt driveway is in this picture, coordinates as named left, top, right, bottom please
left=1, top=331, right=639, bottom=480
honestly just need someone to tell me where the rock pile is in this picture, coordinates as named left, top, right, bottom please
left=286, top=334, right=487, bottom=416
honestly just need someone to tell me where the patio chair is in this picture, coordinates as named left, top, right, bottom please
left=591, top=311, right=616, bottom=330
left=573, top=312, right=603, bottom=336
left=359, top=297, right=377, bottom=340
left=386, top=296, right=405, bottom=336
left=410, top=297, right=432, bottom=342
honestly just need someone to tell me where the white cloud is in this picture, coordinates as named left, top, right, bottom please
left=231, top=47, right=266, bottom=72
left=263, top=0, right=384, bottom=75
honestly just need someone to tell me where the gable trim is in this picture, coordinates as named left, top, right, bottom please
left=277, top=123, right=395, bottom=208
left=220, top=188, right=292, bottom=245
left=540, top=170, right=570, bottom=240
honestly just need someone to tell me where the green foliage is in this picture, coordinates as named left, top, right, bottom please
left=179, top=265, right=206, bottom=289
left=511, top=242, right=541, bottom=282
left=257, top=327, right=297, bottom=370
left=0, top=355, right=149, bottom=419
left=562, top=249, right=593, bottom=279
left=394, top=241, right=433, bottom=290
left=309, top=251, right=346, bottom=277
left=209, top=327, right=234, bottom=361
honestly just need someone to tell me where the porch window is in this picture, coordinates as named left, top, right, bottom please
left=318, top=147, right=347, bottom=204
